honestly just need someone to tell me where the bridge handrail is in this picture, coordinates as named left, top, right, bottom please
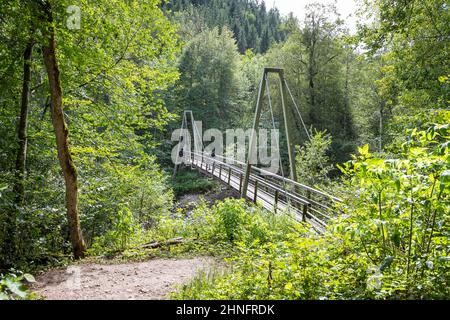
left=190, top=151, right=312, bottom=207
left=188, top=151, right=337, bottom=227
left=194, top=159, right=330, bottom=224
left=189, top=153, right=338, bottom=220
left=187, top=151, right=343, bottom=203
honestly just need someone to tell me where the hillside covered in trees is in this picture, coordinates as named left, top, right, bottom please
left=163, top=0, right=288, bottom=53
left=0, top=0, right=448, bottom=301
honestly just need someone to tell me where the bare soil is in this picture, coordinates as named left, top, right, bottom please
left=32, top=257, right=213, bottom=300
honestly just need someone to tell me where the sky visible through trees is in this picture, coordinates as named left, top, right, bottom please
left=272, top=0, right=359, bottom=32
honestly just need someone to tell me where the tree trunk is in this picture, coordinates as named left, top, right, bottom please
left=2, top=39, right=35, bottom=267
left=40, top=2, right=86, bottom=259
left=379, top=105, right=384, bottom=153
left=307, top=21, right=317, bottom=125
left=343, top=51, right=350, bottom=137
left=13, top=40, right=34, bottom=204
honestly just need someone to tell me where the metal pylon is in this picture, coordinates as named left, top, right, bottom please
left=173, top=110, right=203, bottom=177
left=241, top=68, right=298, bottom=198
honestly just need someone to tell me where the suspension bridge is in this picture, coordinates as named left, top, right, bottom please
left=173, top=68, right=343, bottom=232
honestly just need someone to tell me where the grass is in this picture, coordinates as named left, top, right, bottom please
left=171, top=266, right=230, bottom=299
left=86, top=237, right=235, bottom=265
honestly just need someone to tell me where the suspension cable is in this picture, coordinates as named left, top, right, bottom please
left=284, top=79, right=312, bottom=142
left=191, top=114, right=205, bottom=155
left=284, top=78, right=331, bottom=184
left=173, top=111, right=187, bottom=175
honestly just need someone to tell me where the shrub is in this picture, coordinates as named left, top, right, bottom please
left=215, top=199, right=246, bottom=242
left=88, top=204, right=143, bottom=255
left=171, top=170, right=218, bottom=196
left=295, top=130, right=333, bottom=187
left=189, top=198, right=292, bottom=245
left=333, top=123, right=450, bottom=299
left=0, top=271, right=35, bottom=300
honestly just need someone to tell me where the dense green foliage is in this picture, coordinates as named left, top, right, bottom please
left=171, top=170, right=218, bottom=196
left=361, top=0, right=450, bottom=145
left=0, top=270, right=35, bottom=300
left=174, top=27, right=249, bottom=128
left=87, top=197, right=292, bottom=261
left=0, top=0, right=179, bottom=269
left=295, top=130, right=333, bottom=186
left=174, top=124, right=449, bottom=300
left=182, top=198, right=292, bottom=245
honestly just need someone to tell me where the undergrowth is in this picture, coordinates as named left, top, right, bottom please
left=171, top=169, right=219, bottom=196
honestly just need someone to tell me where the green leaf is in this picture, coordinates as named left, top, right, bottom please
left=5, top=278, right=27, bottom=299
left=23, top=274, right=35, bottom=283
left=284, top=282, right=293, bottom=290
left=0, top=292, right=10, bottom=300
left=0, top=184, right=7, bottom=197
left=395, top=178, right=401, bottom=192
left=358, top=144, right=369, bottom=156
left=440, top=170, right=450, bottom=188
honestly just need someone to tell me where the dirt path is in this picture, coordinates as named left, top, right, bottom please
left=32, top=257, right=213, bottom=300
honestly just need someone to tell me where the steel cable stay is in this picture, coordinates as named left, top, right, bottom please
left=173, top=111, right=188, bottom=177
left=284, top=79, right=312, bottom=142
left=192, top=114, right=206, bottom=166
left=264, top=73, right=291, bottom=213
left=283, top=78, right=331, bottom=203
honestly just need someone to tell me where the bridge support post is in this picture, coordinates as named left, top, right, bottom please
left=274, top=190, right=279, bottom=213
left=280, top=73, right=298, bottom=183
left=239, top=173, right=243, bottom=195
left=302, top=204, right=308, bottom=222
left=241, top=69, right=266, bottom=199
left=241, top=68, right=298, bottom=199
left=253, top=180, right=259, bottom=203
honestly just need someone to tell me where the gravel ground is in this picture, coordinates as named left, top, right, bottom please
left=32, top=257, right=213, bottom=300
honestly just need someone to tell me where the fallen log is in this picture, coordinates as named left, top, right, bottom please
left=139, top=237, right=184, bottom=249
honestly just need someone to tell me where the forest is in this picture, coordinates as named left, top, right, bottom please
left=0, top=0, right=448, bottom=301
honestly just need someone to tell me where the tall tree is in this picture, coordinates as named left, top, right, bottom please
left=39, top=1, right=86, bottom=259
left=0, top=0, right=37, bottom=267
left=1, top=0, right=180, bottom=264
left=13, top=39, right=34, bottom=205
left=175, top=27, right=248, bottom=128
left=300, top=4, right=344, bottom=126
left=361, top=0, right=450, bottom=137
